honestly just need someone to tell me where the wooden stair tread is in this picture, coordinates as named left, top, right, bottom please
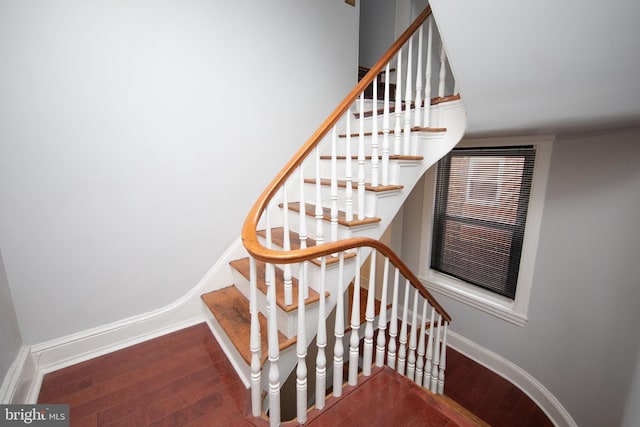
left=257, top=228, right=356, bottom=266
left=320, top=154, right=423, bottom=161
left=354, top=94, right=461, bottom=118
left=230, top=257, right=326, bottom=313
left=338, top=126, right=446, bottom=138
left=282, top=202, right=381, bottom=227
left=201, top=286, right=296, bottom=366
left=303, top=178, right=403, bottom=193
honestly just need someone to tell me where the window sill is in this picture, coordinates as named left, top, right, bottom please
left=420, top=270, right=528, bottom=327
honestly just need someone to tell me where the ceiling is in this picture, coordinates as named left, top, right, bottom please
left=429, top=0, right=640, bottom=136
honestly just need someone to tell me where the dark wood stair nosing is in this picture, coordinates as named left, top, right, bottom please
left=303, top=178, right=403, bottom=193
left=338, top=126, right=446, bottom=139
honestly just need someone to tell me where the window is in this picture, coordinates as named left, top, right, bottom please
left=431, top=147, right=535, bottom=299
left=419, top=136, right=553, bottom=326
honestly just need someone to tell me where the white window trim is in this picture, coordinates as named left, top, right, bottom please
left=418, top=135, right=554, bottom=326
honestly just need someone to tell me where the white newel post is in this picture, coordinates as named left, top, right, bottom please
left=296, top=261, right=307, bottom=423
left=430, top=314, right=442, bottom=393
left=398, top=279, right=410, bottom=376
left=249, top=256, right=261, bottom=417
left=407, top=288, right=419, bottom=381
left=375, top=257, right=390, bottom=367
left=363, top=251, right=376, bottom=375
left=266, top=239, right=280, bottom=426
left=437, top=321, right=448, bottom=395
left=424, top=306, right=435, bottom=389
left=387, top=267, right=400, bottom=370
left=415, top=300, right=428, bottom=386
left=315, top=257, right=327, bottom=409
left=348, top=249, right=362, bottom=386
left=333, top=253, right=345, bottom=397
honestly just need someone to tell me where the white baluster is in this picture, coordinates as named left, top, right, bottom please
left=430, top=314, right=442, bottom=393
left=407, top=288, right=419, bottom=381
left=371, top=77, right=379, bottom=188
left=424, top=306, right=435, bottom=389
left=414, top=24, right=424, bottom=127
left=415, top=300, right=428, bottom=386
left=363, top=251, right=376, bottom=376
left=348, top=248, right=361, bottom=386
left=381, top=64, right=391, bottom=186
left=249, top=256, right=261, bottom=417
left=423, top=18, right=433, bottom=128
left=315, top=147, right=324, bottom=246
left=387, top=267, right=400, bottom=370
left=298, top=165, right=309, bottom=299
left=316, top=257, right=327, bottom=409
left=345, top=107, right=354, bottom=222
left=330, top=126, right=339, bottom=244
left=357, top=94, right=366, bottom=220
left=296, top=261, right=307, bottom=423
left=403, top=36, right=413, bottom=156
left=267, top=241, right=280, bottom=426
left=398, top=279, right=410, bottom=376
left=333, top=252, right=345, bottom=397
left=437, top=321, right=448, bottom=395
left=438, top=43, right=448, bottom=98
left=394, top=50, right=403, bottom=156
left=375, top=257, right=390, bottom=367
left=282, top=183, right=293, bottom=306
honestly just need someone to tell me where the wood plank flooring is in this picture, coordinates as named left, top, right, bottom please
left=38, top=323, right=554, bottom=426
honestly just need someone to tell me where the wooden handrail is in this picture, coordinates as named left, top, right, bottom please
left=240, top=5, right=450, bottom=322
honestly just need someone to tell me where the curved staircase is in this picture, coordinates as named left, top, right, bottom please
left=200, top=6, right=471, bottom=426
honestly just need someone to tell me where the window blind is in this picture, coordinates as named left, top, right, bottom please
left=430, top=146, right=536, bottom=299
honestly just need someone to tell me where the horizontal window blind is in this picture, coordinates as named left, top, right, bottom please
left=430, top=146, right=536, bottom=299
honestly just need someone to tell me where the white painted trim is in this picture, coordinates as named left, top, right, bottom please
left=418, top=134, right=554, bottom=326
left=20, top=237, right=247, bottom=402
left=1, top=345, right=35, bottom=404
left=447, top=330, right=577, bottom=427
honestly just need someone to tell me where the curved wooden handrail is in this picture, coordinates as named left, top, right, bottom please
left=240, top=5, right=449, bottom=322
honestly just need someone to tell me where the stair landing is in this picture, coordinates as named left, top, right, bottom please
left=246, top=366, right=488, bottom=426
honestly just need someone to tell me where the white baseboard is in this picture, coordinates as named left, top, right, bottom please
left=1, top=345, right=35, bottom=404
left=446, top=330, right=576, bottom=427
left=17, top=237, right=247, bottom=403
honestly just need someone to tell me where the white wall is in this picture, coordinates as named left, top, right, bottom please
left=0, top=250, right=23, bottom=383
left=0, top=0, right=359, bottom=344
left=401, top=126, right=640, bottom=426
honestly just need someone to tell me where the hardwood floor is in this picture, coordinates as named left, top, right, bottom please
left=38, top=323, right=554, bottom=426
